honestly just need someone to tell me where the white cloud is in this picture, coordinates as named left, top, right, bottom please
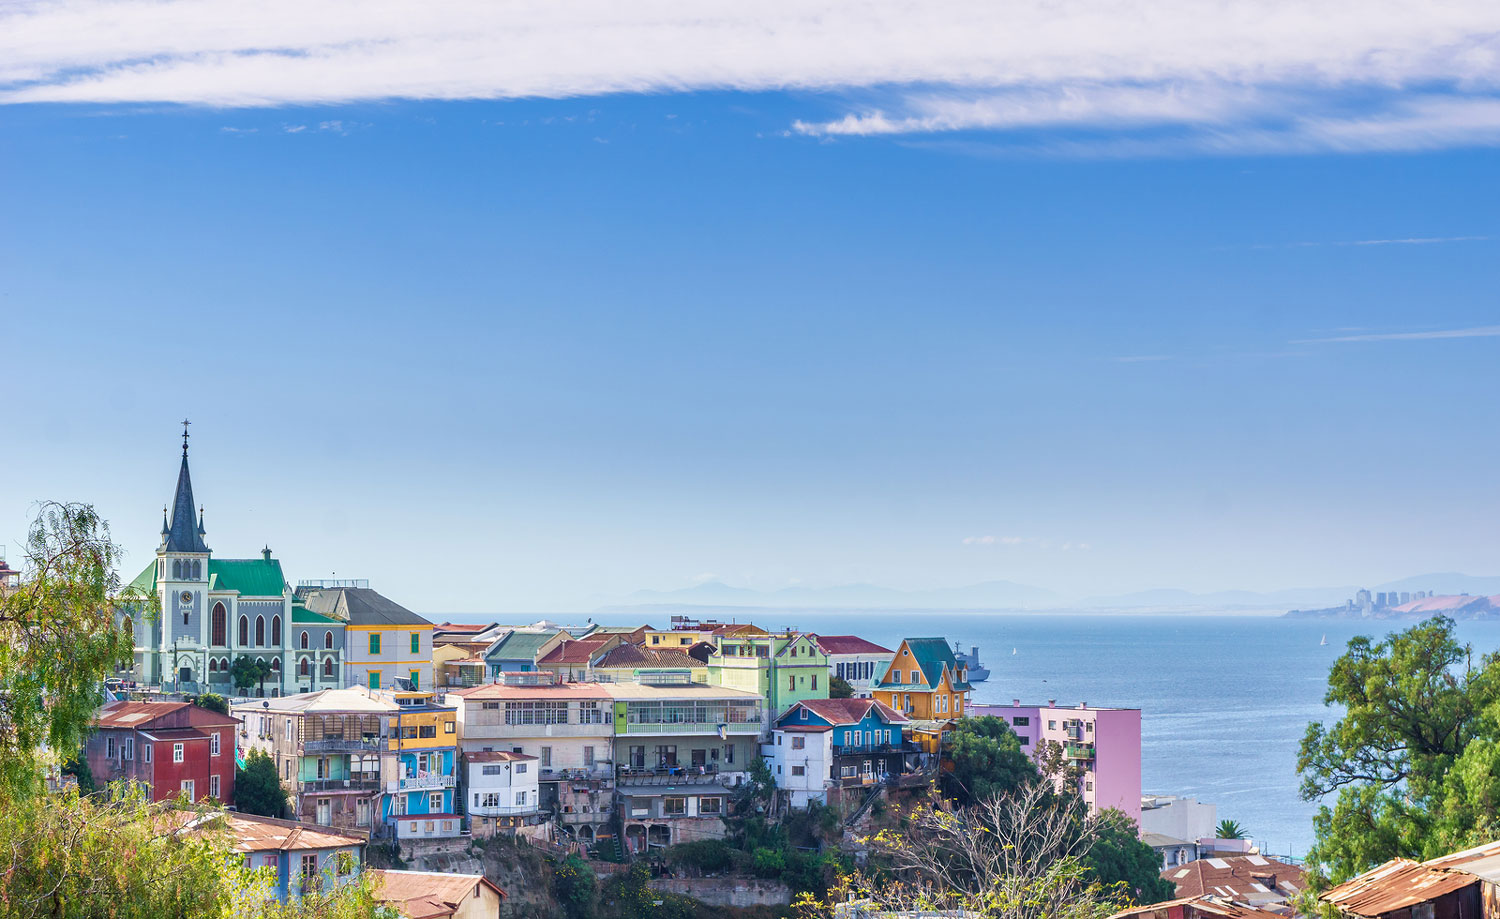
left=962, top=535, right=997, bottom=545
left=2, top=0, right=1499, bottom=153
left=1292, top=325, right=1500, bottom=344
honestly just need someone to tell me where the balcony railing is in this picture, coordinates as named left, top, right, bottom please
left=388, top=774, right=456, bottom=792
left=1064, top=744, right=1094, bottom=760
left=539, top=766, right=614, bottom=783
left=301, top=777, right=381, bottom=793
left=304, top=739, right=383, bottom=754
left=469, top=803, right=541, bottom=817
left=621, top=720, right=761, bottom=735
left=832, top=741, right=920, bottom=756
left=616, top=764, right=731, bottom=785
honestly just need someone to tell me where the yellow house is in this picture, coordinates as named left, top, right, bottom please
left=297, top=586, right=435, bottom=691
left=872, top=638, right=972, bottom=722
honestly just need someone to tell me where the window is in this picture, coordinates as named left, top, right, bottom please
left=211, top=732, right=220, bottom=757
left=253, top=616, right=264, bottom=646
left=173, top=743, right=184, bottom=763
left=792, top=736, right=805, bottom=750
left=651, top=635, right=660, bottom=645
left=584, top=746, right=595, bottom=766
left=239, top=616, right=249, bottom=645
left=286, top=721, right=295, bottom=742
left=356, top=799, right=369, bottom=826
left=787, top=675, right=795, bottom=690
left=410, top=633, right=420, bottom=654
left=515, top=763, right=527, bottom=774
left=579, top=701, right=604, bottom=724
left=910, top=670, right=919, bottom=683
left=791, top=766, right=805, bottom=777
left=1019, top=735, right=1030, bottom=746
left=480, top=792, right=500, bottom=807
left=368, top=672, right=380, bottom=690
left=300, top=631, right=310, bottom=650
left=324, top=658, right=335, bottom=678
left=1012, top=716, right=1029, bottom=727
left=418, top=725, right=436, bottom=738
left=430, top=792, right=443, bottom=811
left=1086, top=722, right=1093, bottom=733
left=142, top=743, right=152, bottom=763
left=106, top=736, right=116, bottom=758
left=180, top=779, right=195, bottom=800
left=409, top=670, right=420, bottom=690
left=812, top=675, right=818, bottom=690
left=724, top=744, right=734, bottom=764
left=1048, top=720, right=1057, bottom=730
left=444, top=721, right=454, bottom=734
left=369, top=634, right=381, bottom=655
left=271, top=616, right=281, bottom=646
left=336, top=852, right=354, bottom=877
left=325, top=631, right=334, bottom=650
left=515, top=791, right=528, bottom=806
left=301, top=854, right=318, bottom=889
left=209, top=774, right=220, bottom=799
left=212, top=603, right=227, bottom=646
left=299, top=658, right=310, bottom=677
left=699, top=796, right=722, bottom=815
left=663, top=797, right=687, bottom=816
left=841, top=765, right=856, bottom=777
left=540, top=747, right=552, bottom=767
left=1086, top=781, right=1094, bottom=791
left=891, top=671, right=902, bottom=684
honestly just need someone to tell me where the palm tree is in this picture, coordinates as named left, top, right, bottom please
left=1216, top=819, right=1245, bottom=839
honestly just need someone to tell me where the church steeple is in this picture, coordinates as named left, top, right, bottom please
left=165, top=421, right=210, bottom=554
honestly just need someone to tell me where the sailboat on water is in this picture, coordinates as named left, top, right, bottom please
left=1320, top=634, right=1328, bottom=646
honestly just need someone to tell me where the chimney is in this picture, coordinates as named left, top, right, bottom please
left=1012, top=699, right=1020, bottom=707
left=262, top=546, right=272, bottom=560
left=1048, top=699, right=1055, bottom=708
left=1077, top=702, right=1086, bottom=710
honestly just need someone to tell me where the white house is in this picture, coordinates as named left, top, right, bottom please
left=812, top=635, right=894, bottom=698
left=464, top=751, right=541, bottom=837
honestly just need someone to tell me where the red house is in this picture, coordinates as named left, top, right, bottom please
left=87, top=701, right=237, bottom=806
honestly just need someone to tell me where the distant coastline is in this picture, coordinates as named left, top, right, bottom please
left=1285, top=593, right=1500, bottom=621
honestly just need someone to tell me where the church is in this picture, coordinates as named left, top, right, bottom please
left=122, top=427, right=346, bottom=697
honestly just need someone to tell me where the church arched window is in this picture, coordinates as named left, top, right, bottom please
left=255, top=616, right=265, bottom=646
left=323, top=657, right=335, bottom=677
left=270, top=658, right=281, bottom=672
left=212, top=603, right=227, bottom=646
left=208, top=658, right=217, bottom=673
left=173, top=560, right=182, bottom=579
left=193, top=560, right=201, bottom=579
left=298, top=658, right=310, bottom=677
left=325, top=631, right=334, bottom=650
left=300, top=631, right=309, bottom=650
left=271, top=616, right=281, bottom=646
left=238, top=616, right=249, bottom=646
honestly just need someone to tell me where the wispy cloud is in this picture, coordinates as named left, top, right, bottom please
left=3, top=0, right=1500, bottom=155
left=1115, top=355, right=1171, bottom=363
left=1246, top=235, right=1491, bottom=249
left=1292, top=325, right=1500, bottom=344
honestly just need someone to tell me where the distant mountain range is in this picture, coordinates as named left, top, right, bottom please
left=593, top=573, right=1500, bottom=613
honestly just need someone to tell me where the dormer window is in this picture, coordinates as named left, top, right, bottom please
left=800, top=708, right=808, bottom=720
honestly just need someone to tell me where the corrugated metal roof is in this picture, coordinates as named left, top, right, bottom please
left=1423, top=839, right=1500, bottom=883
left=1321, top=858, right=1477, bottom=916
left=1108, top=896, right=1287, bottom=919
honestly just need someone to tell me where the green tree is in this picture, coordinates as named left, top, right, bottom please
left=1083, top=809, right=1174, bottom=904
left=1215, top=819, right=1244, bottom=839
left=552, top=853, right=596, bottom=919
left=236, top=749, right=288, bottom=818
left=829, top=676, right=855, bottom=699
left=1299, top=616, right=1500, bottom=885
left=942, top=715, right=1041, bottom=805
left=0, top=502, right=142, bottom=798
left=193, top=692, right=229, bottom=715
left=231, top=655, right=273, bottom=695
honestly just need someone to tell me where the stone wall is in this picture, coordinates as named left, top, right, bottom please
left=648, top=877, right=792, bottom=908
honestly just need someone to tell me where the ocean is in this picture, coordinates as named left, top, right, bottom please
left=437, top=609, right=1500, bottom=858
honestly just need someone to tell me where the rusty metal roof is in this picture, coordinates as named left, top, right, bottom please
left=1321, top=858, right=1478, bottom=917
left=1108, top=896, right=1288, bottom=919
left=1423, top=840, right=1500, bottom=884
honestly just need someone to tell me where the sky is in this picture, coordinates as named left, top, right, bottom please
left=2, top=0, right=1498, bottom=613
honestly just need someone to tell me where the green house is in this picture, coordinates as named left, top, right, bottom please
left=707, top=632, right=829, bottom=721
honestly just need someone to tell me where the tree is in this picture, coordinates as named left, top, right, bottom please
left=193, top=692, right=229, bottom=715
left=236, top=749, right=288, bottom=818
left=1299, top=617, right=1500, bottom=886
left=942, top=715, right=1040, bottom=805
left=1083, top=809, right=1175, bottom=904
left=1215, top=819, right=1245, bottom=839
left=829, top=676, right=855, bottom=699
left=0, top=502, right=141, bottom=798
left=231, top=655, right=273, bottom=695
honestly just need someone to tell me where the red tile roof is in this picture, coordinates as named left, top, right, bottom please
left=813, top=635, right=894, bottom=656
left=792, top=698, right=909, bottom=725
left=370, top=869, right=505, bottom=919
left=593, top=644, right=698, bottom=669
left=537, top=637, right=613, bottom=665
left=436, top=622, right=489, bottom=632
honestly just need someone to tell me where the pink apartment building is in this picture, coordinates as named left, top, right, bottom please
left=970, top=701, right=1141, bottom=825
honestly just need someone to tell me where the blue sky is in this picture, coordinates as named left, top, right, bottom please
left=2, top=3, right=1498, bottom=612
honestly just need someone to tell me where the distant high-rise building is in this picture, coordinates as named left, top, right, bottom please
left=1400, top=592, right=1411, bottom=605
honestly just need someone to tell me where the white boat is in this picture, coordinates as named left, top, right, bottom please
left=954, top=643, right=990, bottom=682
left=1320, top=634, right=1328, bottom=646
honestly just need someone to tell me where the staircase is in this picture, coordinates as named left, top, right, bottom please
left=844, top=786, right=882, bottom=828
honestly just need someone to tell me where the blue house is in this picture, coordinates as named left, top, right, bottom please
left=764, top=698, right=920, bottom=807
left=220, top=813, right=366, bottom=902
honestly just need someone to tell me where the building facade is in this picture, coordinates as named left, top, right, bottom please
left=872, top=638, right=972, bottom=721
left=765, top=698, right=921, bottom=808
left=707, top=632, right=830, bottom=722
left=296, top=586, right=434, bottom=691
left=812, top=635, right=895, bottom=698
left=88, top=701, right=237, bottom=805
left=463, top=751, right=541, bottom=837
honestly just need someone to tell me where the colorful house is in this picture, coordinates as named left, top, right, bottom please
left=871, top=638, right=972, bottom=728
left=764, top=698, right=920, bottom=808
left=708, top=632, right=829, bottom=722
left=296, top=586, right=434, bottom=691
left=591, top=643, right=708, bottom=684
left=382, top=688, right=461, bottom=842
left=370, top=869, right=506, bottom=919
left=812, top=635, right=894, bottom=698
left=88, top=700, right=237, bottom=805
left=483, top=628, right=568, bottom=677
left=215, top=813, right=366, bottom=903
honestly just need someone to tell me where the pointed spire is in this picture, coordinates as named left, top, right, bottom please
left=197, top=506, right=207, bottom=537
left=160, top=506, right=169, bottom=536
left=164, top=427, right=210, bottom=554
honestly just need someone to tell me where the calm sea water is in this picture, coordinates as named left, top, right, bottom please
left=439, top=610, right=1500, bottom=858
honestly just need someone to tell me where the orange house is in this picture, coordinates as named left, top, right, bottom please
left=872, top=638, right=972, bottom=722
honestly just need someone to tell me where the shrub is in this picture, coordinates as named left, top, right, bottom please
left=666, top=839, right=735, bottom=873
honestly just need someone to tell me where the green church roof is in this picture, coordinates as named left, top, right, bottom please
left=292, top=605, right=340, bottom=625
left=126, top=561, right=157, bottom=596
left=207, top=558, right=287, bottom=598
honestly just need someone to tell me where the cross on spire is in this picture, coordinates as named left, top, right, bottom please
left=181, top=418, right=191, bottom=456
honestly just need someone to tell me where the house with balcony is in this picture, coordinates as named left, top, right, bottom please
left=971, top=700, right=1141, bottom=823
left=88, top=700, right=237, bottom=805
left=707, top=632, right=830, bottom=723
left=232, top=688, right=391, bottom=832
left=591, top=643, right=709, bottom=684
left=765, top=698, right=922, bottom=808
left=449, top=674, right=616, bottom=845
left=381, top=687, right=461, bottom=842
left=483, top=628, right=569, bottom=677
left=871, top=638, right=972, bottom=736
left=462, top=750, right=541, bottom=837
left=812, top=635, right=894, bottom=699
left=533, top=635, right=624, bottom=681
left=296, top=585, right=434, bottom=692
left=605, top=682, right=762, bottom=850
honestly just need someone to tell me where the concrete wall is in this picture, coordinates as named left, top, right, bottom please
left=648, top=878, right=792, bottom=908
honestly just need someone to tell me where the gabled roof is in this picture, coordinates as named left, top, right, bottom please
left=484, top=629, right=562, bottom=661
left=1320, top=859, right=1473, bottom=916
left=126, top=561, right=158, bottom=596
left=812, top=635, right=894, bottom=656
left=1108, top=896, right=1288, bottom=919
left=537, top=637, right=615, bottom=665
left=231, top=687, right=396, bottom=714
left=299, top=587, right=430, bottom=627
left=95, top=700, right=237, bottom=730
left=875, top=638, right=972, bottom=691
left=592, top=643, right=698, bottom=670
left=779, top=698, right=909, bottom=728
left=370, top=869, right=505, bottom=919
left=209, top=557, right=287, bottom=598
left=1165, top=856, right=1304, bottom=902
left=773, top=633, right=824, bottom=660
left=291, top=604, right=341, bottom=625
left=170, top=811, right=366, bottom=853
